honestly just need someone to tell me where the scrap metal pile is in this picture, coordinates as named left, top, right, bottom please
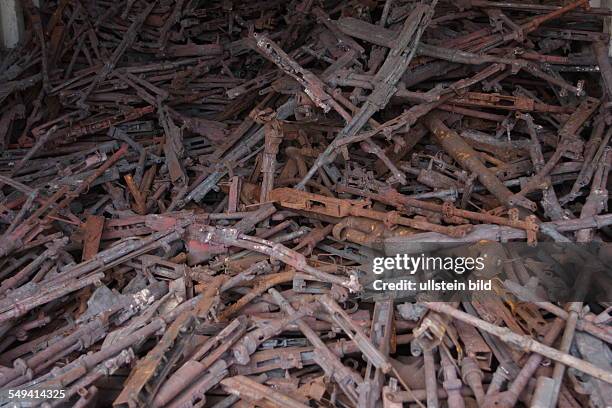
left=1, top=0, right=612, bottom=406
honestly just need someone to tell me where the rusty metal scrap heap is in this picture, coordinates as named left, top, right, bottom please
left=1, top=0, right=612, bottom=406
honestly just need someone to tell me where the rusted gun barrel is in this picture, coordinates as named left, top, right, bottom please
left=422, top=302, right=612, bottom=384
left=422, top=113, right=535, bottom=211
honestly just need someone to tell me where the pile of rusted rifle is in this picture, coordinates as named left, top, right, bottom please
left=1, top=0, right=612, bottom=406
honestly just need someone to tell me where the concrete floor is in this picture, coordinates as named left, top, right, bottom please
left=0, top=0, right=24, bottom=49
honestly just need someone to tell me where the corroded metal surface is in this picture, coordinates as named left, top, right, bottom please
left=0, top=0, right=611, bottom=406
